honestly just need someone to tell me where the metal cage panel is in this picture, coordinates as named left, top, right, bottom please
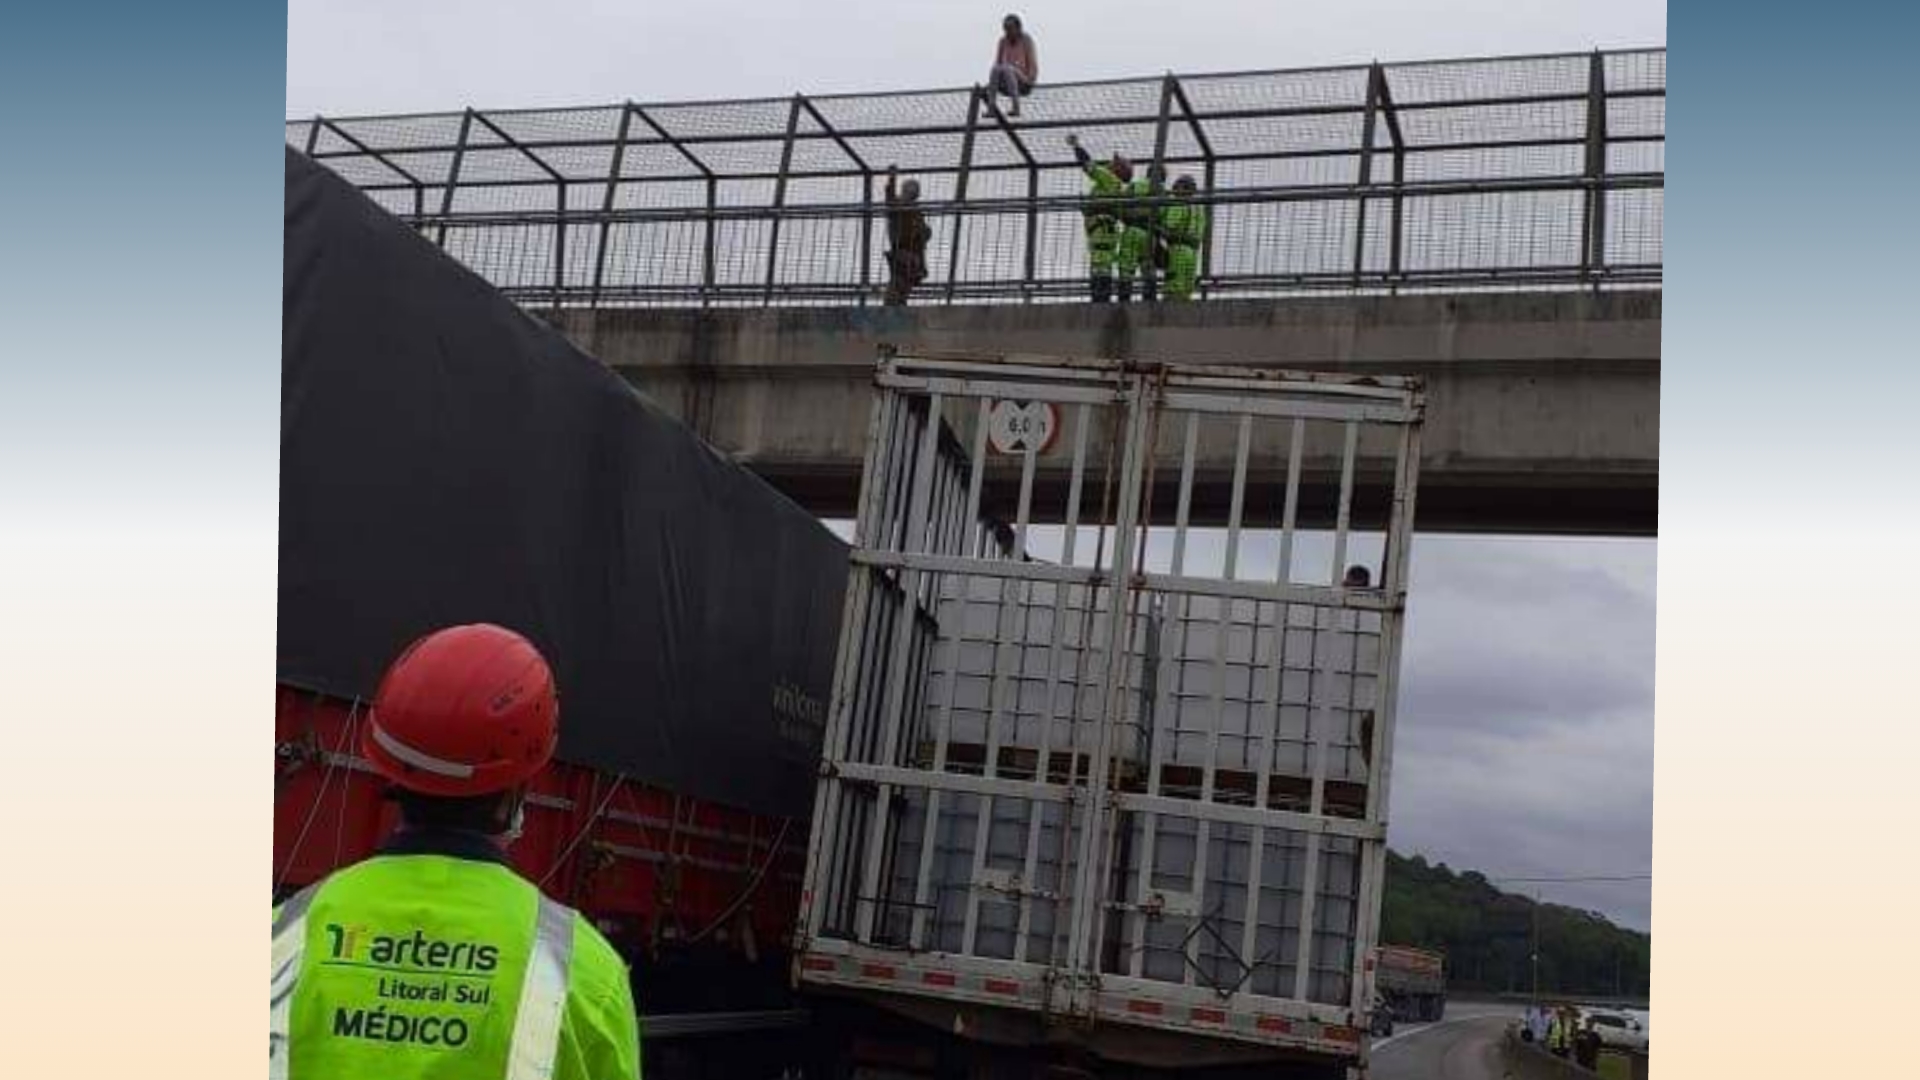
left=797, top=353, right=1424, bottom=1067
left=289, top=49, right=1663, bottom=307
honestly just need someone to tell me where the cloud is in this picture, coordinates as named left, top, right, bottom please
left=287, top=0, right=1668, bottom=116
left=1390, top=537, right=1656, bottom=929
left=1400, top=538, right=1657, bottom=735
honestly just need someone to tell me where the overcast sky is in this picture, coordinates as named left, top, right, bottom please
left=286, top=1, right=1666, bottom=117
left=1049, top=525, right=1657, bottom=931
left=1391, top=534, right=1653, bottom=930
left=827, top=517, right=1656, bottom=932
left=287, top=1, right=1661, bottom=932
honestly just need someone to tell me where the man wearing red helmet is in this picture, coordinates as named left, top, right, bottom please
left=271, top=624, right=641, bottom=1080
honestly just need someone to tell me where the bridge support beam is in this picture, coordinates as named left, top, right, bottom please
left=548, top=291, right=1660, bottom=536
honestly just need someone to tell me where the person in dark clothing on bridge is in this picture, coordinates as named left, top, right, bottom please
left=883, top=165, right=930, bottom=306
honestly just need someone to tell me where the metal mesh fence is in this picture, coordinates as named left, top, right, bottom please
left=287, top=48, right=1663, bottom=308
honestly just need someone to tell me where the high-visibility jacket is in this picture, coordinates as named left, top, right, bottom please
left=1159, top=199, right=1208, bottom=250
left=1116, top=178, right=1159, bottom=275
left=1159, top=198, right=1207, bottom=298
left=1073, top=150, right=1127, bottom=235
left=271, top=830, right=640, bottom=1080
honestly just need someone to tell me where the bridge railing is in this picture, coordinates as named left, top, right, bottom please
left=287, top=48, right=1663, bottom=308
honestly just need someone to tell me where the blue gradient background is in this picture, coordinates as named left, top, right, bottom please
left=1, top=2, right=1914, bottom=1077
left=0, top=1, right=286, bottom=1072
left=1658, top=3, right=1920, bottom=1077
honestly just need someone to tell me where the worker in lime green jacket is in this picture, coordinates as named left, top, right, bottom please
left=1158, top=174, right=1208, bottom=301
left=1117, top=162, right=1165, bottom=302
left=271, top=624, right=641, bottom=1080
left=1066, top=133, right=1130, bottom=303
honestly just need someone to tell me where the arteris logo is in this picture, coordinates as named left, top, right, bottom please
left=324, top=924, right=500, bottom=974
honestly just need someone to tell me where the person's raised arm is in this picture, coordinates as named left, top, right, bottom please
left=1065, top=134, right=1092, bottom=174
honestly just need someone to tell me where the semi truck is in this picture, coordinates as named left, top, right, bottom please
left=277, top=147, right=1428, bottom=1078
left=276, top=146, right=847, bottom=1073
left=1374, top=945, right=1447, bottom=1024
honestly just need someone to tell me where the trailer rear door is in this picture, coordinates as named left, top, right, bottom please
left=798, top=352, right=1424, bottom=1067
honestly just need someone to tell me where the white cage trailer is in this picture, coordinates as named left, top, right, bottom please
left=792, top=352, right=1424, bottom=1079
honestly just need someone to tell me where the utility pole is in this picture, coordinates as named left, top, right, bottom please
left=1489, top=870, right=1652, bottom=1002
left=1530, top=888, right=1540, bottom=1001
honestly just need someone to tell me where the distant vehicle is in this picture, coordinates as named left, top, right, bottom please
left=1581, top=1010, right=1649, bottom=1052
left=1374, top=945, right=1447, bottom=1022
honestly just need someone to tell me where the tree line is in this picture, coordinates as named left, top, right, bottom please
left=1380, top=850, right=1650, bottom=998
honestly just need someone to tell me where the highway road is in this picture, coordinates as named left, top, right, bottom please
left=1370, top=1002, right=1522, bottom=1080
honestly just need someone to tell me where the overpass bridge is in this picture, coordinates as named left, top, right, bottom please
left=550, top=290, right=1656, bottom=535
left=288, top=49, right=1661, bottom=535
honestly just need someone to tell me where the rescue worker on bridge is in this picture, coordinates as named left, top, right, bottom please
left=271, top=623, right=641, bottom=1080
left=882, top=164, right=930, bottom=306
left=1158, top=174, right=1208, bottom=301
left=1117, top=162, right=1165, bottom=302
left=1065, top=133, right=1128, bottom=303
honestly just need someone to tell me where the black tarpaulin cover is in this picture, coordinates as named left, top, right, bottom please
left=280, top=148, right=846, bottom=818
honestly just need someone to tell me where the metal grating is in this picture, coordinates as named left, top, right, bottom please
left=288, top=48, right=1663, bottom=307
left=797, top=352, right=1423, bottom=1064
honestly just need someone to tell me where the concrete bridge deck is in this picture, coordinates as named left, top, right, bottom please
left=550, top=290, right=1659, bottom=536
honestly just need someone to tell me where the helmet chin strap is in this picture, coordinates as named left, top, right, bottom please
left=500, top=790, right=528, bottom=845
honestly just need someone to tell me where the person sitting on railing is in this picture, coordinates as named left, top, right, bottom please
left=882, top=165, right=930, bottom=306
left=989, top=14, right=1039, bottom=117
left=1117, top=162, right=1166, bottom=303
left=1157, top=174, right=1208, bottom=301
left=1065, top=133, right=1129, bottom=304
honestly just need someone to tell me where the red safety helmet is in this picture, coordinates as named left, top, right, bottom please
left=364, top=623, right=560, bottom=798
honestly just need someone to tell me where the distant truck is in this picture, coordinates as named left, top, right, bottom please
left=1374, top=945, right=1447, bottom=1023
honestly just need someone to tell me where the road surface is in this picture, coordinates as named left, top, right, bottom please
left=1370, top=1003, right=1520, bottom=1080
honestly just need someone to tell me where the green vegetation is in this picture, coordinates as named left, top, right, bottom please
left=1381, top=850, right=1650, bottom=997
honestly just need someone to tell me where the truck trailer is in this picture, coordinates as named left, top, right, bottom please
left=796, top=354, right=1426, bottom=1078
left=275, top=146, right=849, bottom=1071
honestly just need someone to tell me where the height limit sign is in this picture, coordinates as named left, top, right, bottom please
left=986, top=400, right=1060, bottom=456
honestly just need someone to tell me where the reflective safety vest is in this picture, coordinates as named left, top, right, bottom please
left=1082, top=162, right=1127, bottom=230
left=271, top=851, right=641, bottom=1080
left=1120, top=177, right=1158, bottom=228
left=1159, top=200, right=1208, bottom=249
